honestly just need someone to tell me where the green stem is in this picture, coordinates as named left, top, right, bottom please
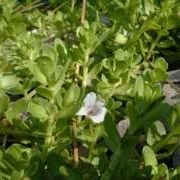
left=81, top=0, right=87, bottom=24
left=146, top=35, right=161, bottom=60
left=88, top=126, right=101, bottom=160
left=72, top=120, right=79, bottom=167
left=156, top=144, right=179, bottom=160
left=153, top=134, right=172, bottom=152
left=43, top=115, right=55, bottom=158
left=2, top=134, right=7, bottom=149
left=0, top=129, right=45, bottom=138
left=71, top=0, right=76, bottom=12
left=139, top=39, right=146, bottom=58
left=15, top=1, right=45, bottom=13
left=101, top=145, right=121, bottom=180
left=82, top=67, right=88, bottom=87
left=52, top=1, right=69, bottom=13
left=82, top=49, right=90, bottom=88
left=13, top=0, right=41, bottom=13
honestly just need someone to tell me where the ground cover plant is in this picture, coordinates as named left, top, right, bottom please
left=0, top=0, right=180, bottom=179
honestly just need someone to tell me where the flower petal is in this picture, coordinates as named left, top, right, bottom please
left=89, top=107, right=107, bottom=123
left=84, top=92, right=96, bottom=108
left=76, top=106, right=87, bottom=116
left=116, top=119, right=130, bottom=138
left=96, top=101, right=104, bottom=108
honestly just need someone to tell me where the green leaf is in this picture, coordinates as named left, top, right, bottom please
left=142, top=19, right=161, bottom=32
left=27, top=101, right=48, bottom=120
left=154, top=121, right=166, bottom=136
left=46, top=153, right=66, bottom=176
left=147, top=121, right=166, bottom=146
left=56, top=119, right=68, bottom=134
left=25, top=155, right=44, bottom=178
left=55, top=92, right=63, bottom=109
left=11, top=170, right=21, bottom=180
left=36, top=56, right=55, bottom=79
left=36, top=86, right=54, bottom=100
left=150, top=68, right=167, bottom=82
left=63, top=84, right=80, bottom=106
left=134, top=76, right=144, bottom=97
left=0, top=94, right=10, bottom=113
left=143, top=0, right=155, bottom=15
left=114, top=49, right=125, bottom=61
left=154, top=58, right=168, bottom=71
left=103, top=113, right=120, bottom=152
left=147, top=128, right=156, bottom=146
left=54, top=134, right=71, bottom=152
left=29, top=63, right=48, bottom=85
left=143, top=146, right=158, bottom=174
left=152, top=163, right=169, bottom=179
left=6, top=99, right=27, bottom=121
left=0, top=144, right=32, bottom=176
left=50, top=64, right=69, bottom=96
left=56, top=104, right=78, bottom=119
left=115, top=33, right=127, bottom=45
left=25, top=159, right=38, bottom=176
left=90, top=63, right=103, bottom=76
left=127, top=102, right=139, bottom=134
left=0, top=75, right=19, bottom=90
left=0, top=149, right=3, bottom=159
left=9, top=14, right=26, bottom=35
left=59, top=166, right=81, bottom=180
left=6, top=146, right=20, bottom=160
left=172, top=124, right=180, bottom=136
left=158, top=39, right=175, bottom=48
left=157, top=29, right=169, bottom=36
left=141, top=103, right=170, bottom=130
left=55, top=39, right=67, bottom=57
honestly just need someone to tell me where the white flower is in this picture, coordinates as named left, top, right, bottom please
left=76, top=92, right=107, bottom=123
left=116, top=118, right=130, bottom=138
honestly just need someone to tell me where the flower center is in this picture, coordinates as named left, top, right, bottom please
left=87, top=104, right=101, bottom=116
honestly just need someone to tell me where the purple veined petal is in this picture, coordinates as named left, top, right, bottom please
left=89, top=107, right=107, bottom=123
left=86, top=101, right=104, bottom=117
left=84, top=92, right=96, bottom=108
left=116, top=119, right=130, bottom=138
left=76, top=106, right=88, bottom=116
